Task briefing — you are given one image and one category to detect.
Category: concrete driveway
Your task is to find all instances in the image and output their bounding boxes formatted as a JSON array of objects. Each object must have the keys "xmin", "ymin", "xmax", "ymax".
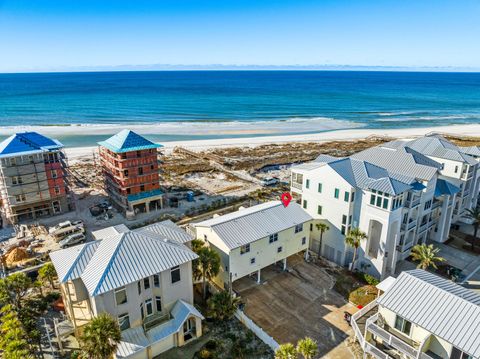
[{"xmin": 233, "ymin": 254, "xmax": 356, "ymax": 359}]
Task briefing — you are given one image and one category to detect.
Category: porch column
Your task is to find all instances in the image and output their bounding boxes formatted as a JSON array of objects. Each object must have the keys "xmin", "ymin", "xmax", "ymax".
[
  {"xmin": 283, "ymin": 258, "xmax": 287, "ymax": 271},
  {"xmin": 257, "ymin": 269, "xmax": 261, "ymax": 284},
  {"xmin": 304, "ymin": 249, "xmax": 309, "ymax": 260},
  {"xmin": 145, "ymin": 201, "xmax": 150, "ymax": 213},
  {"xmin": 195, "ymin": 317, "xmax": 202, "ymax": 337}
]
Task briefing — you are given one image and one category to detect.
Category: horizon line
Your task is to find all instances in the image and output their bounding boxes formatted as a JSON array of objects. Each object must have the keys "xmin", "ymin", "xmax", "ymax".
[{"xmin": 2, "ymin": 64, "xmax": 480, "ymax": 74}]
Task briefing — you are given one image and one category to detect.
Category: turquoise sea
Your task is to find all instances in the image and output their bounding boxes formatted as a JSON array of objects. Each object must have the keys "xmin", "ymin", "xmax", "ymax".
[{"xmin": 0, "ymin": 71, "xmax": 479, "ymax": 146}]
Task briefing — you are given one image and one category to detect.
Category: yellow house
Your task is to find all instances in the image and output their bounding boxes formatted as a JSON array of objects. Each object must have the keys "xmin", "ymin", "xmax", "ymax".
[
  {"xmin": 352, "ymin": 269, "xmax": 480, "ymax": 359},
  {"xmin": 192, "ymin": 201, "xmax": 313, "ymax": 289}
]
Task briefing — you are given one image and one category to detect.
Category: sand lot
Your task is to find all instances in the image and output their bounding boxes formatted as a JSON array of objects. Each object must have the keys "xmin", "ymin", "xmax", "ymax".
[{"xmin": 233, "ymin": 254, "xmax": 357, "ymax": 359}]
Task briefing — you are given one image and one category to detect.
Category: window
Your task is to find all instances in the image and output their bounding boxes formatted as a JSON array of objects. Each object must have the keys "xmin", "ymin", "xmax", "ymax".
[
  {"xmin": 153, "ymin": 274, "xmax": 160, "ymax": 287},
  {"xmin": 54, "ymin": 186, "xmax": 60, "ymax": 195},
  {"xmin": 303, "ymin": 200, "xmax": 307, "ymax": 209},
  {"xmin": 370, "ymin": 194, "xmax": 375, "ymax": 205},
  {"xmin": 118, "ymin": 313, "xmax": 130, "ymax": 331},
  {"xmin": 306, "ymin": 179, "xmax": 310, "ymax": 189},
  {"xmin": 424, "ymin": 200, "xmax": 432, "ymax": 210},
  {"xmin": 295, "ymin": 223, "xmax": 303, "ymax": 233},
  {"xmin": 51, "ymin": 170, "xmax": 58, "ymax": 178},
  {"xmin": 171, "ymin": 266, "xmax": 181, "ymax": 283},
  {"xmin": 151, "ymin": 164, "xmax": 154, "ymax": 170},
  {"xmin": 455, "ymin": 166, "xmax": 459, "ymax": 173},
  {"xmin": 334, "ymin": 188, "xmax": 340, "ymax": 199},
  {"xmin": 250, "ymin": 257, "xmax": 256, "ymax": 264},
  {"xmin": 15, "ymin": 194, "xmax": 26, "ymax": 203},
  {"xmin": 115, "ymin": 287, "xmax": 127, "ymax": 306},
  {"xmin": 126, "ymin": 188, "xmax": 131, "ymax": 194},
  {"xmin": 344, "ymin": 192, "xmax": 350, "ymax": 202},
  {"xmin": 341, "ymin": 226, "xmax": 346, "ymax": 235},
  {"xmin": 138, "ymin": 167, "xmax": 144, "ymax": 175},
  {"xmin": 342, "ymin": 215, "xmax": 347, "ymax": 225},
  {"xmin": 317, "ymin": 205, "xmax": 323, "ymax": 215},
  {"xmin": 137, "ymin": 151, "xmax": 142, "ymax": 158},
  {"xmin": 240, "ymin": 244, "xmax": 250, "ymax": 254},
  {"xmin": 394, "ymin": 315, "xmax": 412, "ymax": 336},
  {"xmin": 12, "ymin": 176, "xmax": 22, "ymax": 185},
  {"xmin": 140, "ymin": 185, "xmax": 145, "ymax": 191},
  {"xmin": 124, "ymin": 169, "xmax": 129, "ymax": 177},
  {"xmin": 145, "ymin": 299, "xmax": 153, "ymax": 316},
  {"xmin": 140, "ymin": 304, "xmax": 145, "ymax": 319},
  {"xmin": 382, "ymin": 198, "xmax": 389, "ymax": 209},
  {"xmin": 144, "ymin": 277, "xmax": 150, "ymax": 290},
  {"xmin": 269, "ymin": 233, "xmax": 278, "ymax": 243},
  {"xmin": 351, "ymin": 191, "xmax": 355, "ymax": 202},
  {"xmin": 155, "ymin": 296, "xmax": 162, "ymax": 312},
  {"xmin": 302, "ymin": 237, "xmax": 306, "ymax": 245},
  {"xmin": 10, "ymin": 157, "xmax": 17, "ymax": 166},
  {"xmin": 277, "ymin": 246, "xmax": 283, "ymax": 253},
  {"xmin": 137, "ymin": 281, "xmax": 142, "ymax": 295},
  {"xmin": 318, "ymin": 183, "xmax": 322, "ymax": 193}
]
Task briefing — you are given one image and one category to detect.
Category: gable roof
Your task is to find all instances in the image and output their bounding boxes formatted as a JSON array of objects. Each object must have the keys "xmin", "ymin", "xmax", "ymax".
[
  {"xmin": 460, "ymin": 146, "xmax": 480, "ymax": 158},
  {"xmin": 193, "ymin": 201, "xmax": 312, "ymax": 250},
  {"xmin": 352, "ymin": 145, "xmax": 440, "ymax": 181},
  {"xmin": 91, "ymin": 224, "xmax": 130, "ymax": 240},
  {"xmin": 377, "ymin": 270, "xmax": 480, "ymax": 359},
  {"xmin": 98, "ymin": 129, "xmax": 163, "ymax": 153},
  {"xmin": 388, "ymin": 135, "xmax": 477, "ymax": 165},
  {"xmin": 0, "ymin": 132, "xmax": 63, "ymax": 158},
  {"xmin": 136, "ymin": 220, "xmax": 193, "ymax": 244},
  {"xmin": 81, "ymin": 231, "xmax": 197, "ymax": 296},
  {"xmin": 50, "ymin": 241, "xmax": 100, "ymax": 283}
]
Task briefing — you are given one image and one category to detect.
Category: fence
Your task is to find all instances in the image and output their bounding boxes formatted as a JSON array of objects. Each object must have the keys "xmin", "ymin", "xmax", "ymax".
[{"xmin": 234, "ymin": 309, "xmax": 279, "ymax": 351}]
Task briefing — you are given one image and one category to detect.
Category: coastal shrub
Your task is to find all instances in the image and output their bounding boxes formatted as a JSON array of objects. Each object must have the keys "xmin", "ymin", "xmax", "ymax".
[
  {"xmin": 355, "ymin": 271, "xmax": 380, "ymax": 285},
  {"xmin": 198, "ymin": 349, "xmax": 213, "ymax": 359},
  {"xmin": 205, "ymin": 339, "xmax": 218, "ymax": 350}
]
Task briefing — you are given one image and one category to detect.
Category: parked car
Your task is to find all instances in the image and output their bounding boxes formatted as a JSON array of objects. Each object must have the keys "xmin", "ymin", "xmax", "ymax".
[
  {"xmin": 261, "ymin": 177, "xmax": 280, "ymax": 186},
  {"xmin": 59, "ymin": 233, "xmax": 86, "ymax": 249}
]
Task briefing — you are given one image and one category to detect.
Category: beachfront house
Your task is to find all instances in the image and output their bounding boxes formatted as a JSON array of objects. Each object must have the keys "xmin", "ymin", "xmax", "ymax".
[
  {"xmin": 352, "ymin": 269, "xmax": 480, "ymax": 359},
  {"xmin": 192, "ymin": 201, "xmax": 313, "ymax": 289},
  {"xmin": 49, "ymin": 220, "xmax": 203, "ymax": 358},
  {"xmin": 291, "ymin": 135, "xmax": 479, "ymax": 278},
  {"xmin": 98, "ymin": 130, "xmax": 164, "ymax": 218},
  {"xmin": 0, "ymin": 132, "xmax": 73, "ymax": 224}
]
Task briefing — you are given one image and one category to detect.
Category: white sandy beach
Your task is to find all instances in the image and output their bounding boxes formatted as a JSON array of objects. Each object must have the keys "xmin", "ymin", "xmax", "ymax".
[{"xmin": 64, "ymin": 123, "xmax": 480, "ymax": 163}]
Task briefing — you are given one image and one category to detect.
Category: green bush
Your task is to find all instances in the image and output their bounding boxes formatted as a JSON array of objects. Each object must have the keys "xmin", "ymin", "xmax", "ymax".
[
  {"xmin": 355, "ymin": 271, "xmax": 380, "ymax": 285},
  {"xmin": 198, "ymin": 349, "xmax": 213, "ymax": 359},
  {"xmin": 45, "ymin": 291, "xmax": 61, "ymax": 303},
  {"xmin": 205, "ymin": 339, "xmax": 218, "ymax": 350}
]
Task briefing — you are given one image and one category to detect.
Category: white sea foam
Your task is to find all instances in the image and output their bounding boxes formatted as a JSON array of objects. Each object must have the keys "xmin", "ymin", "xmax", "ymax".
[{"xmin": 0, "ymin": 117, "xmax": 362, "ymax": 137}]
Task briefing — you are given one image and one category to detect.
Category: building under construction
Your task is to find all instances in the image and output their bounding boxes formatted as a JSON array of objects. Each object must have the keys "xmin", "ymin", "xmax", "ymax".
[
  {"xmin": 98, "ymin": 130, "xmax": 164, "ymax": 217},
  {"xmin": 0, "ymin": 132, "xmax": 73, "ymax": 224}
]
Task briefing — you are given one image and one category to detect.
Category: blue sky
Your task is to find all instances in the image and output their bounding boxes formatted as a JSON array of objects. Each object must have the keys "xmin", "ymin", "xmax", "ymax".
[{"xmin": 1, "ymin": 0, "xmax": 480, "ymax": 72}]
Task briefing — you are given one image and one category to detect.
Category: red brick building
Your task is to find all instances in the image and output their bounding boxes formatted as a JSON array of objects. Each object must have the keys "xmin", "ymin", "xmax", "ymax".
[{"xmin": 98, "ymin": 130, "xmax": 163, "ymax": 217}]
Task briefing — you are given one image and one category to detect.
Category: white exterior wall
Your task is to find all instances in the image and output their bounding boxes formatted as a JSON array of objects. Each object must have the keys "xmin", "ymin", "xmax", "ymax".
[
  {"xmin": 292, "ymin": 165, "xmax": 355, "ymax": 266},
  {"xmin": 91, "ymin": 261, "xmax": 193, "ymax": 328}
]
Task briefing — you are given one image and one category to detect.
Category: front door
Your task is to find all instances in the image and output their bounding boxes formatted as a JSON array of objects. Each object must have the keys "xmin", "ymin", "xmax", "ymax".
[{"xmin": 183, "ymin": 318, "xmax": 195, "ymax": 341}]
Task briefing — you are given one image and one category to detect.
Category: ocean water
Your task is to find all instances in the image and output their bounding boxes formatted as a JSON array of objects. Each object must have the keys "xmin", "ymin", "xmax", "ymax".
[{"xmin": 0, "ymin": 71, "xmax": 479, "ymax": 146}]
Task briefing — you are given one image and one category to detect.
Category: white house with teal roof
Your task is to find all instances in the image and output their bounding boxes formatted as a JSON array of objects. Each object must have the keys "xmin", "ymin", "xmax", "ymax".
[{"xmin": 98, "ymin": 130, "xmax": 164, "ymax": 217}]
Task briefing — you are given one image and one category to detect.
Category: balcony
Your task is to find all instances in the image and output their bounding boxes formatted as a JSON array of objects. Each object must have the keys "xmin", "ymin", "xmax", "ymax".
[
  {"xmin": 418, "ymin": 222, "xmax": 428, "ymax": 233},
  {"xmin": 352, "ymin": 305, "xmax": 420, "ymax": 359},
  {"xmin": 291, "ymin": 182, "xmax": 303, "ymax": 190},
  {"xmin": 401, "ymin": 219, "xmax": 417, "ymax": 232},
  {"xmin": 143, "ymin": 311, "xmax": 171, "ymax": 331},
  {"xmin": 405, "ymin": 198, "xmax": 421, "ymax": 209}
]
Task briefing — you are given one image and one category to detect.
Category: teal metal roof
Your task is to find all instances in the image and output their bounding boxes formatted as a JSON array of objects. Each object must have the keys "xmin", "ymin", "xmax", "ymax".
[
  {"xmin": 98, "ymin": 129, "xmax": 163, "ymax": 153},
  {"xmin": 0, "ymin": 132, "xmax": 63, "ymax": 158},
  {"xmin": 127, "ymin": 188, "xmax": 163, "ymax": 202}
]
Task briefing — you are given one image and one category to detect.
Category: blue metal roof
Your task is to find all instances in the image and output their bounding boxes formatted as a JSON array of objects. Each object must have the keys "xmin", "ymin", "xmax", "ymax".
[
  {"xmin": 0, "ymin": 132, "xmax": 63, "ymax": 158},
  {"xmin": 98, "ymin": 129, "xmax": 163, "ymax": 153},
  {"xmin": 435, "ymin": 178, "xmax": 461, "ymax": 197}
]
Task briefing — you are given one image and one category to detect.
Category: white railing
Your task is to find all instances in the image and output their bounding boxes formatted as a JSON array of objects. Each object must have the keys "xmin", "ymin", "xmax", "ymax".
[
  {"xmin": 235, "ymin": 309, "xmax": 279, "ymax": 351},
  {"xmin": 291, "ymin": 182, "xmax": 303, "ymax": 190},
  {"xmin": 351, "ymin": 300, "xmax": 378, "ymax": 347}
]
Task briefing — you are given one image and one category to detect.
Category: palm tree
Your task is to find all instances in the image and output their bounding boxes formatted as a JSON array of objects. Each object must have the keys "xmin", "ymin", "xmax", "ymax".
[
  {"xmin": 296, "ymin": 337, "xmax": 318, "ymax": 359},
  {"xmin": 345, "ymin": 227, "xmax": 367, "ymax": 271},
  {"xmin": 411, "ymin": 244, "xmax": 446, "ymax": 270},
  {"xmin": 275, "ymin": 343, "xmax": 297, "ymax": 359},
  {"xmin": 0, "ymin": 305, "xmax": 33, "ymax": 359},
  {"xmin": 207, "ymin": 290, "xmax": 241, "ymax": 321},
  {"xmin": 80, "ymin": 313, "xmax": 121, "ymax": 359},
  {"xmin": 315, "ymin": 223, "xmax": 330, "ymax": 256},
  {"xmin": 38, "ymin": 262, "xmax": 57, "ymax": 289},
  {"xmin": 464, "ymin": 206, "xmax": 480, "ymax": 250},
  {"xmin": 197, "ymin": 247, "xmax": 221, "ymax": 301},
  {"xmin": 0, "ymin": 273, "xmax": 33, "ymax": 310}
]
